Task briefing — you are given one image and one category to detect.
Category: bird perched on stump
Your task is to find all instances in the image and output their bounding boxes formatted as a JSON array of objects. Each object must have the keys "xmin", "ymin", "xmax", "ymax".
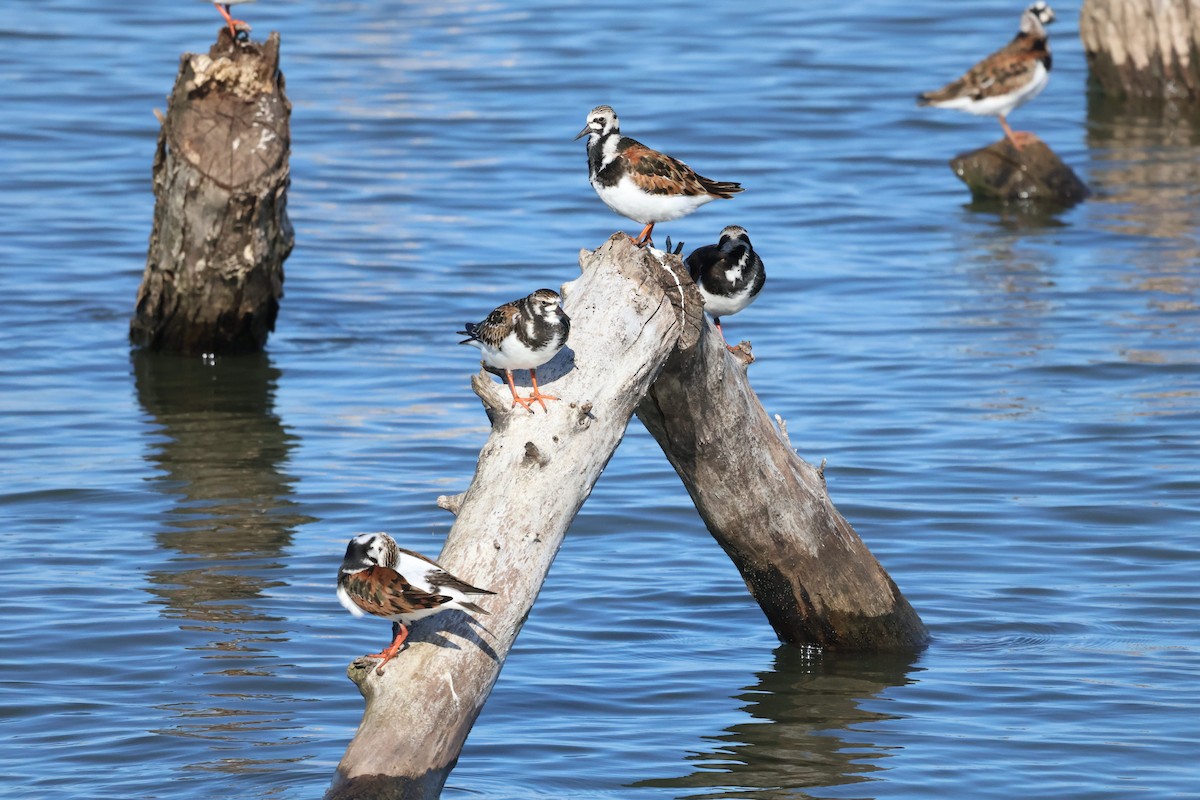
[
  {"xmin": 576, "ymin": 105, "xmax": 743, "ymax": 247},
  {"xmin": 459, "ymin": 289, "xmax": 570, "ymax": 414},
  {"xmin": 917, "ymin": 2, "xmax": 1056, "ymax": 149},
  {"xmin": 336, "ymin": 532, "xmax": 495, "ymax": 675},
  {"xmin": 685, "ymin": 225, "xmax": 765, "ymax": 349},
  {"xmin": 204, "ymin": 1, "xmax": 256, "ymax": 39}
]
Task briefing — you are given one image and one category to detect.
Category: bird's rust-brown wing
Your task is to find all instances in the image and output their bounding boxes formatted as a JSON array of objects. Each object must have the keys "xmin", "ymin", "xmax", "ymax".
[
  {"xmin": 463, "ymin": 302, "xmax": 520, "ymax": 349},
  {"xmin": 622, "ymin": 142, "xmax": 743, "ymax": 199},
  {"xmin": 342, "ymin": 565, "xmax": 451, "ymax": 618},
  {"xmin": 920, "ymin": 33, "xmax": 1048, "ymax": 103}
]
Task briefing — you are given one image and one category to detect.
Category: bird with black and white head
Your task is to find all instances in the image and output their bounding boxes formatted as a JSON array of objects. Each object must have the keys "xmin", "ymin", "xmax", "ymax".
[
  {"xmin": 917, "ymin": 2, "xmax": 1056, "ymax": 149},
  {"xmin": 576, "ymin": 105, "xmax": 743, "ymax": 247},
  {"xmin": 336, "ymin": 532, "xmax": 495, "ymax": 675},
  {"xmin": 685, "ymin": 225, "xmax": 765, "ymax": 350}
]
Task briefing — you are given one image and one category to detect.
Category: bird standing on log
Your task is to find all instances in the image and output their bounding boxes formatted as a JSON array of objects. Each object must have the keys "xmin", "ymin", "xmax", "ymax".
[
  {"xmin": 685, "ymin": 225, "xmax": 765, "ymax": 350},
  {"xmin": 204, "ymin": 0, "xmax": 256, "ymax": 38},
  {"xmin": 576, "ymin": 105, "xmax": 743, "ymax": 247},
  {"xmin": 337, "ymin": 533, "xmax": 495, "ymax": 676},
  {"xmin": 917, "ymin": 2, "xmax": 1056, "ymax": 149},
  {"xmin": 459, "ymin": 289, "xmax": 570, "ymax": 413}
]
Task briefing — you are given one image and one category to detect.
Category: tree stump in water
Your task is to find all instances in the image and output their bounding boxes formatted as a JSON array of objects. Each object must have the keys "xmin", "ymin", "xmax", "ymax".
[
  {"xmin": 1081, "ymin": 0, "xmax": 1200, "ymax": 99},
  {"xmin": 326, "ymin": 235, "xmax": 928, "ymax": 800},
  {"xmin": 131, "ymin": 29, "xmax": 293, "ymax": 355},
  {"xmin": 949, "ymin": 136, "xmax": 1089, "ymax": 207}
]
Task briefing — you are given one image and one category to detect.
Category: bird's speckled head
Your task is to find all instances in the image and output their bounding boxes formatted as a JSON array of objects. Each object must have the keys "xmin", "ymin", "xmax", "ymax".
[
  {"xmin": 1022, "ymin": 2, "xmax": 1055, "ymax": 35},
  {"xmin": 576, "ymin": 105, "xmax": 619, "ymax": 141},
  {"xmin": 527, "ymin": 288, "xmax": 563, "ymax": 317},
  {"xmin": 339, "ymin": 532, "xmax": 399, "ymax": 574}
]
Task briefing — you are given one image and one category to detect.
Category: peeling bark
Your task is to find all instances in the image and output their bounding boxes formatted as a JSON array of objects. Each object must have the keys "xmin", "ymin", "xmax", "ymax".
[{"xmin": 131, "ymin": 29, "xmax": 293, "ymax": 355}]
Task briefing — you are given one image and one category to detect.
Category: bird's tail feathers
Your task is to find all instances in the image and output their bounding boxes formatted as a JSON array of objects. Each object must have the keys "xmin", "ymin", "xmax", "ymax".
[{"xmin": 458, "ymin": 600, "xmax": 491, "ymax": 616}]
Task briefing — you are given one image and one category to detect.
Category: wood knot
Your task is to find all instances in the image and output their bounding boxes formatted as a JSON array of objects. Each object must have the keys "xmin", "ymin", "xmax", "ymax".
[
  {"xmin": 522, "ymin": 441, "xmax": 549, "ymax": 468},
  {"xmin": 729, "ymin": 341, "xmax": 755, "ymax": 365},
  {"xmin": 573, "ymin": 401, "xmax": 594, "ymax": 428}
]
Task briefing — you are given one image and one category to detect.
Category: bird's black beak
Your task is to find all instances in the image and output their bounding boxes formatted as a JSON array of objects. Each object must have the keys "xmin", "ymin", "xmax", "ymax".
[{"xmin": 574, "ymin": 125, "xmax": 592, "ymax": 141}]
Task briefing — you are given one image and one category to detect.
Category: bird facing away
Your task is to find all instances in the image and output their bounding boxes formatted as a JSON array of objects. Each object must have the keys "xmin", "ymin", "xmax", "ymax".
[
  {"xmin": 917, "ymin": 2, "xmax": 1056, "ymax": 149},
  {"xmin": 336, "ymin": 532, "xmax": 495, "ymax": 675},
  {"xmin": 204, "ymin": 1, "xmax": 256, "ymax": 38},
  {"xmin": 576, "ymin": 105, "xmax": 743, "ymax": 247},
  {"xmin": 459, "ymin": 288, "xmax": 570, "ymax": 414},
  {"xmin": 685, "ymin": 225, "xmax": 765, "ymax": 349}
]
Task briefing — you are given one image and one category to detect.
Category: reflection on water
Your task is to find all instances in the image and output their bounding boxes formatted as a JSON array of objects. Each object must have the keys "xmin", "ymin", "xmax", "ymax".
[
  {"xmin": 1086, "ymin": 94, "xmax": 1200, "ymax": 244},
  {"xmin": 637, "ymin": 648, "xmax": 919, "ymax": 800},
  {"xmin": 133, "ymin": 350, "xmax": 317, "ymax": 773},
  {"xmin": 1085, "ymin": 95, "xmax": 1200, "ymax": 372}
]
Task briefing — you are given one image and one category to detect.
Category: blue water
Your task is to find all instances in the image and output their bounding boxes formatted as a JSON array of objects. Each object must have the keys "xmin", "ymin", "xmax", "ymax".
[{"xmin": 1, "ymin": 1, "xmax": 1198, "ymax": 797}]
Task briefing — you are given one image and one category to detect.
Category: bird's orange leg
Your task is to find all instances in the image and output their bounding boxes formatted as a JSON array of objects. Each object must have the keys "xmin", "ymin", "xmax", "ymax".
[
  {"xmin": 525, "ymin": 368, "xmax": 560, "ymax": 412},
  {"xmin": 999, "ymin": 116, "xmax": 1035, "ymax": 150},
  {"xmin": 504, "ymin": 370, "xmax": 536, "ymax": 414},
  {"xmin": 368, "ymin": 623, "xmax": 409, "ymax": 676},
  {"xmin": 631, "ymin": 222, "xmax": 655, "ymax": 247},
  {"xmin": 713, "ymin": 318, "xmax": 738, "ymax": 351},
  {"xmin": 214, "ymin": 3, "xmax": 251, "ymax": 38}
]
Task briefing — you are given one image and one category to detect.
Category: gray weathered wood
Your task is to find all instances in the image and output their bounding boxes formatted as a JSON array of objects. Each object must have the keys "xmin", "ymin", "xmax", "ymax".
[
  {"xmin": 131, "ymin": 29, "xmax": 293, "ymax": 355},
  {"xmin": 327, "ymin": 234, "xmax": 927, "ymax": 799},
  {"xmin": 636, "ymin": 303, "xmax": 929, "ymax": 650},
  {"xmin": 325, "ymin": 235, "xmax": 689, "ymax": 799},
  {"xmin": 1081, "ymin": 0, "xmax": 1200, "ymax": 99},
  {"xmin": 948, "ymin": 136, "xmax": 1089, "ymax": 206}
]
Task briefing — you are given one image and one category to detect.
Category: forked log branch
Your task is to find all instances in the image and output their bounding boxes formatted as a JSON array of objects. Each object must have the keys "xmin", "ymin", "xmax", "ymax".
[{"xmin": 327, "ymin": 234, "xmax": 927, "ymax": 799}]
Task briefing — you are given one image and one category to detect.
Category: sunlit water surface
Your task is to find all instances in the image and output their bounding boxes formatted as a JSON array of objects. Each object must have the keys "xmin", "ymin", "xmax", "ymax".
[{"xmin": 0, "ymin": 1, "xmax": 1197, "ymax": 798}]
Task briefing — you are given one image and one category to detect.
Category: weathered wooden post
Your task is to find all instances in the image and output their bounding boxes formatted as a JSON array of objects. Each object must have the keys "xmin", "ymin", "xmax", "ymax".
[
  {"xmin": 1081, "ymin": 0, "xmax": 1200, "ymax": 98},
  {"xmin": 131, "ymin": 29, "xmax": 293, "ymax": 355},
  {"xmin": 325, "ymin": 235, "xmax": 927, "ymax": 799}
]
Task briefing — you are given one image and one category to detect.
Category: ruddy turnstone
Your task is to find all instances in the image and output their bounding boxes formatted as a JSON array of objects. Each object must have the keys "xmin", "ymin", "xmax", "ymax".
[
  {"xmin": 204, "ymin": 0, "xmax": 256, "ymax": 38},
  {"xmin": 337, "ymin": 532, "xmax": 495, "ymax": 675},
  {"xmin": 575, "ymin": 105, "xmax": 743, "ymax": 247},
  {"xmin": 685, "ymin": 225, "xmax": 765, "ymax": 349},
  {"xmin": 917, "ymin": 2, "xmax": 1056, "ymax": 149},
  {"xmin": 459, "ymin": 288, "xmax": 570, "ymax": 413}
]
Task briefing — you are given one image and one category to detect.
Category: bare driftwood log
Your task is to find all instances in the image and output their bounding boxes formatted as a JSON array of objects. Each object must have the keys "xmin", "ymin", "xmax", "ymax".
[
  {"xmin": 326, "ymin": 235, "xmax": 689, "ymax": 799},
  {"xmin": 1081, "ymin": 0, "xmax": 1200, "ymax": 99},
  {"xmin": 949, "ymin": 136, "xmax": 1089, "ymax": 206},
  {"xmin": 328, "ymin": 234, "xmax": 927, "ymax": 798},
  {"xmin": 636, "ymin": 313, "xmax": 929, "ymax": 650},
  {"xmin": 131, "ymin": 29, "xmax": 293, "ymax": 355}
]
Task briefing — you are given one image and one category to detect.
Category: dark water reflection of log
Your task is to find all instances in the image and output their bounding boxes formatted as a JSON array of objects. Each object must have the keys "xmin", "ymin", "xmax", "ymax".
[
  {"xmin": 1085, "ymin": 96, "xmax": 1200, "ymax": 367},
  {"xmin": 1086, "ymin": 96, "xmax": 1200, "ymax": 247},
  {"xmin": 635, "ymin": 648, "xmax": 920, "ymax": 799},
  {"xmin": 133, "ymin": 350, "xmax": 314, "ymax": 669}
]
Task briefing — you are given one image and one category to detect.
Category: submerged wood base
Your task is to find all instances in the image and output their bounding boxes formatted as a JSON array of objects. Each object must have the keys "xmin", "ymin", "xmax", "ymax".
[{"xmin": 949, "ymin": 136, "xmax": 1089, "ymax": 207}]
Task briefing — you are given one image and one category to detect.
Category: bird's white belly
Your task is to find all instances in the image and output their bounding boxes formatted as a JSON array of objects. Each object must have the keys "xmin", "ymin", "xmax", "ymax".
[
  {"xmin": 939, "ymin": 61, "xmax": 1049, "ymax": 118},
  {"xmin": 467, "ymin": 331, "xmax": 557, "ymax": 371},
  {"xmin": 699, "ymin": 283, "xmax": 757, "ymax": 318},
  {"xmin": 594, "ymin": 176, "xmax": 715, "ymax": 224}
]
